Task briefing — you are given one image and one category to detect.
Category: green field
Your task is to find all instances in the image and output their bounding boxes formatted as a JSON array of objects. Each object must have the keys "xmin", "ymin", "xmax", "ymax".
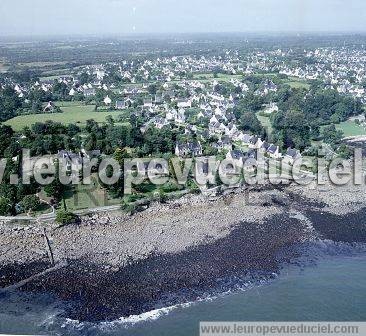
[
  {"xmin": 284, "ymin": 80, "xmax": 310, "ymax": 89},
  {"xmin": 256, "ymin": 112, "xmax": 273, "ymax": 135},
  {"xmin": 193, "ymin": 73, "xmax": 243, "ymax": 83},
  {"xmin": 335, "ymin": 120, "xmax": 366, "ymax": 137},
  {"xmin": 63, "ymin": 175, "xmax": 120, "ymax": 211},
  {"xmin": 4, "ymin": 102, "xmax": 129, "ymax": 131},
  {"xmin": 40, "ymin": 74, "xmax": 70, "ymax": 81}
]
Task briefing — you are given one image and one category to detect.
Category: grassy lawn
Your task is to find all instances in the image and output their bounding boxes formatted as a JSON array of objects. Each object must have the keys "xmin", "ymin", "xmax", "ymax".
[
  {"xmin": 4, "ymin": 103, "xmax": 129, "ymax": 131},
  {"xmin": 192, "ymin": 73, "xmax": 242, "ymax": 83},
  {"xmin": 40, "ymin": 74, "xmax": 70, "ymax": 81},
  {"xmin": 233, "ymin": 141, "xmax": 249, "ymax": 151},
  {"xmin": 335, "ymin": 120, "xmax": 366, "ymax": 137},
  {"xmin": 63, "ymin": 175, "xmax": 121, "ymax": 211},
  {"xmin": 256, "ymin": 112, "xmax": 273, "ymax": 135},
  {"xmin": 250, "ymin": 73, "xmax": 278, "ymax": 78},
  {"xmin": 284, "ymin": 80, "xmax": 310, "ymax": 89}
]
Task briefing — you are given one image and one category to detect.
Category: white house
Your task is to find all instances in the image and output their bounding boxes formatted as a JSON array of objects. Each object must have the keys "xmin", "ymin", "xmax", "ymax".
[
  {"xmin": 177, "ymin": 99, "xmax": 192, "ymax": 108},
  {"xmin": 104, "ymin": 95, "xmax": 112, "ymax": 106}
]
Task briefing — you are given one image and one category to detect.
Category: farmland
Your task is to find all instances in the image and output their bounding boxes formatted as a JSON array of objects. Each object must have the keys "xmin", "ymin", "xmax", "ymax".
[{"xmin": 4, "ymin": 102, "xmax": 129, "ymax": 131}]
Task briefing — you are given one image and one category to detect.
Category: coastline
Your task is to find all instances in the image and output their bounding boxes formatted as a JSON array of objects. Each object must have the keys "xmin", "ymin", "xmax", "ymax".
[{"xmin": 1, "ymin": 181, "xmax": 366, "ymax": 322}]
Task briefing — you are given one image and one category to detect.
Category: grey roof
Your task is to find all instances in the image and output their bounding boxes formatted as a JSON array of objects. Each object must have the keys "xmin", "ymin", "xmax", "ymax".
[
  {"xmin": 247, "ymin": 149, "xmax": 257, "ymax": 159},
  {"xmin": 286, "ymin": 148, "xmax": 300, "ymax": 158},
  {"xmin": 267, "ymin": 144, "xmax": 278, "ymax": 154},
  {"xmin": 230, "ymin": 150, "xmax": 245, "ymax": 160},
  {"xmin": 115, "ymin": 100, "xmax": 125, "ymax": 107},
  {"xmin": 176, "ymin": 141, "xmax": 202, "ymax": 152},
  {"xmin": 261, "ymin": 142, "xmax": 270, "ymax": 151},
  {"xmin": 249, "ymin": 136, "xmax": 259, "ymax": 145},
  {"xmin": 242, "ymin": 134, "xmax": 252, "ymax": 143}
]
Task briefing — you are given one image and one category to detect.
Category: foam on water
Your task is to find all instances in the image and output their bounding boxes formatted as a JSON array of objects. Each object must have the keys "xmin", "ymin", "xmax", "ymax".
[{"xmin": 2, "ymin": 240, "xmax": 366, "ymax": 336}]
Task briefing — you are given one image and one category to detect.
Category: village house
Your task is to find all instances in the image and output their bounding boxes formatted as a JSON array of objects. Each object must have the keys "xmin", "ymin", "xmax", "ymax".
[
  {"xmin": 57, "ymin": 150, "xmax": 83, "ymax": 173},
  {"xmin": 213, "ymin": 137, "xmax": 232, "ymax": 152},
  {"xmin": 115, "ymin": 100, "xmax": 127, "ymax": 110},
  {"xmin": 263, "ymin": 102, "xmax": 279, "ymax": 115},
  {"xmin": 83, "ymin": 88, "xmax": 96, "ymax": 97},
  {"xmin": 104, "ymin": 95, "xmax": 112, "ymax": 106},
  {"xmin": 177, "ymin": 98, "xmax": 192, "ymax": 108},
  {"xmin": 69, "ymin": 88, "xmax": 76, "ymax": 96},
  {"xmin": 226, "ymin": 150, "xmax": 246, "ymax": 168},
  {"xmin": 249, "ymin": 136, "xmax": 263, "ymax": 149},
  {"xmin": 43, "ymin": 101, "xmax": 56, "ymax": 112},
  {"xmin": 284, "ymin": 148, "xmax": 302, "ymax": 165},
  {"xmin": 241, "ymin": 134, "xmax": 252, "ymax": 145},
  {"xmin": 143, "ymin": 98, "xmax": 153, "ymax": 108},
  {"xmin": 267, "ymin": 144, "xmax": 281, "ymax": 159},
  {"xmin": 175, "ymin": 141, "xmax": 203, "ymax": 157}
]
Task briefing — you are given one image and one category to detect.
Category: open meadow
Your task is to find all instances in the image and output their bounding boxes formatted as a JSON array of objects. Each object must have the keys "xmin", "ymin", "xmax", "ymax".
[
  {"xmin": 336, "ymin": 120, "xmax": 366, "ymax": 137},
  {"xmin": 4, "ymin": 102, "xmax": 129, "ymax": 131}
]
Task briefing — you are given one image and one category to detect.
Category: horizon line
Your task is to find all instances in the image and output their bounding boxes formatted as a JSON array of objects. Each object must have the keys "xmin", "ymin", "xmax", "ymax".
[{"xmin": 1, "ymin": 31, "xmax": 366, "ymax": 40}]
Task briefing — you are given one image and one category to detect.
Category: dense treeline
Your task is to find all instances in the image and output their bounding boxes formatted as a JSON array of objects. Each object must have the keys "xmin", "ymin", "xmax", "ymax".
[
  {"xmin": 0, "ymin": 87, "xmax": 22, "ymax": 121},
  {"xmin": 271, "ymin": 87, "xmax": 364, "ymax": 150},
  {"xmin": 83, "ymin": 117, "xmax": 178, "ymax": 157},
  {"xmin": 276, "ymin": 87, "xmax": 363, "ymax": 124}
]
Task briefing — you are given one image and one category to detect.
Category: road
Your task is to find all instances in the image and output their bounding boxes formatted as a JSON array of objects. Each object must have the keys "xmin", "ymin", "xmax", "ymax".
[{"xmin": 0, "ymin": 204, "xmax": 121, "ymax": 222}]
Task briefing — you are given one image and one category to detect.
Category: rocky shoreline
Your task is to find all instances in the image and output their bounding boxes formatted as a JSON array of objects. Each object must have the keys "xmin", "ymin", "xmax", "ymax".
[{"xmin": 1, "ymin": 181, "xmax": 366, "ymax": 321}]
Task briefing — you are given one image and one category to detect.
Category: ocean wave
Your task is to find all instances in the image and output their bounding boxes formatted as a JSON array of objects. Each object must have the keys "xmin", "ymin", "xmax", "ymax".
[
  {"xmin": 45, "ymin": 301, "xmax": 196, "ymax": 334},
  {"xmin": 99, "ymin": 302, "xmax": 193, "ymax": 330},
  {"xmin": 17, "ymin": 240, "xmax": 366, "ymax": 335},
  {"xmin": 57, "ymin": 275, "xmax": 278, "ymax": 334}
]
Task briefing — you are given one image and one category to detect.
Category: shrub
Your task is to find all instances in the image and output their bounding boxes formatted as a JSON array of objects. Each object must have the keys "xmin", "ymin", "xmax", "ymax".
[
  {"xmin": 187, "ymin": 179, "xmax": 200, "ymax": 194},
  {"xmin": 20, "ymin": 195, "xmax": 40, "ymax": 212},
  {"xmin": 124, "ymin": 193, "xmax": 145, "ymax": 203},
  {"xmin": 121, "ymin": 201, "xmax": 137, "ymax": 215},
  {"xmin": 156, "ymin": 189, "xmax": 168, "ymax": 203},
  {"xmin": 55, "ymin": 210, "xmax": 79, "ymax": 225},
  {"xmin": 161, "ymin": 181, "xmax": 182, "ymax": 193},
  {"xmin": 0, "ymin": 197, "xmax": 11, "ymax": 216}
]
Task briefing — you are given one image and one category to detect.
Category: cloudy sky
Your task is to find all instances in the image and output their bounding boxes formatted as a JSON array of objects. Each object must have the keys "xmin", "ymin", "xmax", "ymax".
[{"xmin": 0, "ymin": 0, "xmax": 365, "ymax": 36}]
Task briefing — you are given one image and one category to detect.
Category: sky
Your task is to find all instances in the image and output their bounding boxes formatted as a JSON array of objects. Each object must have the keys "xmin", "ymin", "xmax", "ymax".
[{"xmin": 0, "ymin": 0, "xmax": 365, "ymax": 36}]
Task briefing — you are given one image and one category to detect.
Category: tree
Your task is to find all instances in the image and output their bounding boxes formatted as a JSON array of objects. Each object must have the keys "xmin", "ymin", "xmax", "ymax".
[
  {"xmin": 0, "ymin": 197, "xmax": 11, "ymax": 216},
  {"xmin": 156, "ymin": 189, "xmax": 168, "ymax": 203},
  {"xmin": 238, "ymin": 112, "xmax": 263, "ymax": 135},
  {"xmin": 148, "ymin": 84, "xmax": 158, "ymax": 95},
  {"xmin": 234, "ymin": 94, "xmax": 264, "ymax": 113},
  {"xmin": 106, "ymin": 115, "xmax": 115, "ymax": 125},
  {"xmin": 0, "ymin": 86, "xmax": 22, "ymax": 121},
  {"xmin": 0, "ymin": 125, "xmax": 14, "ymax": 157},
  {"xmin": 322, "ymin": 125, "xmax": 343, "ymax": 146},
  {"xmin": 272, "ymin": 110, "xmax": 311, "ymax": 151},
  {"xmin": 337, "ymin": 144, "xmax": 352, "ymax": 159},
  {"xmin": 52, "ymin": 81, "xmax": 68, "ymax": 99},
  {"xmin": 20, "ymin": 195, "xmax": 40, "ymax": 212},
  {"xmin": 43, "ymin": 163, "xmax": 64, "ymax": 202}
]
